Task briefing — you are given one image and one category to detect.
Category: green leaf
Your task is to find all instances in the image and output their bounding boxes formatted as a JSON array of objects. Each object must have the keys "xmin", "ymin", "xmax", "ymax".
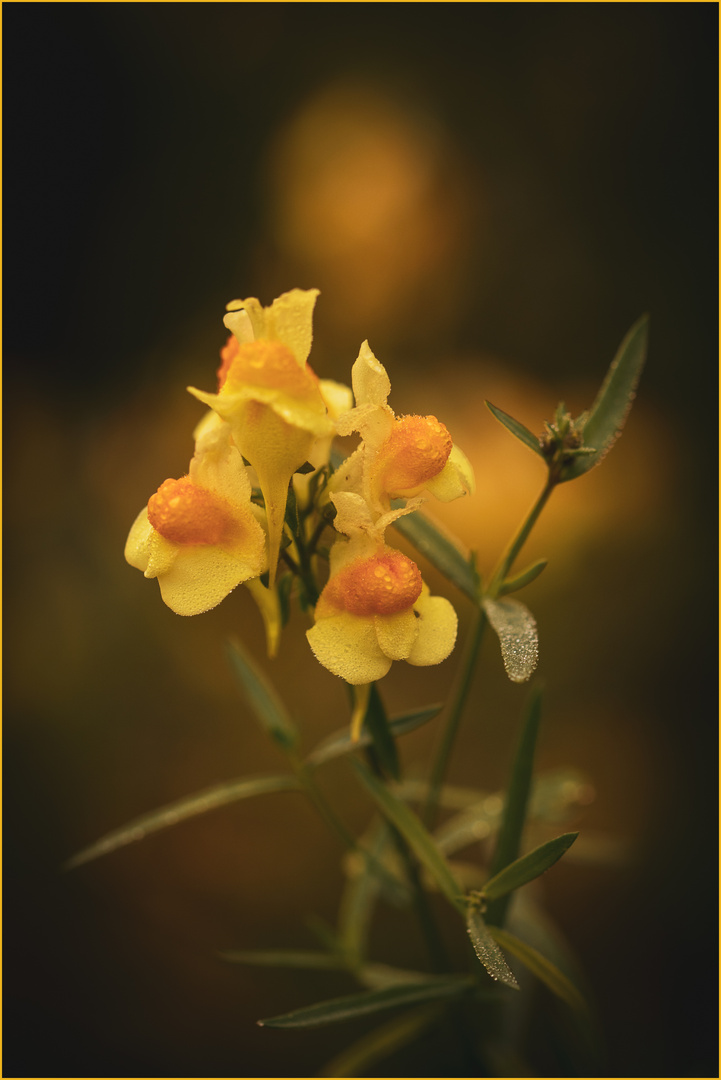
[
  {"xmin": 485, "ymin": 685, "xmax": 542, "ymax": 926},
  {"xmin": 363, "ymin": 683, "xmax": 400, "ymax": 780},
  {"xmin": 306, "ymin": 705, "xmax": 443, "ymax": 768},
  {"xmin": 317, "ymin": 1003, "xmax": 446, "ymax": 1077},
  {"xmin": 350, "ymin": 759, "xmax": 464, "ymax": 913},
  {"xmin": 64, "ymin": 773, "xmax": 300, "ymax": 870},
  {"xmin": 489, "ymin": 926, "xmax": 589, "ymax": 1015},
  {"xmin": 482, "ymin": 833, "xmax": 578, "ymax": 901},
  {"xmin": 390, "ymin": 508, "xmax": 480, "ymax": 602},
  {"xmin": 357, "ymin": 962, "xmax": 443, "ymax": 990},
  {"xmin": 225, "ymin": 636, "xmax": 299, "ymax": 750},
  {"xmin": 498, "ymin": 558, "xmax": 548, "ymax": 597},
  {"xmin": 485, "ymin": 401, "xmax": 545, "ymax": 458},
  {"xmin": 258, "ymin": 975, "xmax": 473, "ymax": 1028},
  {"xmin": 466, "ymin": 905, "xmax": 519, "ymax": 989},
  {"xmin": 220, "ymin": 948, "xmax": 343, "ymax": 970},
  {"xmin": 561, "ymin": 315, "xmax": 648, "ymax": 482},
  {"xmin": 483, "ymin": 597, "xmax": 539, "ymax": 683}
]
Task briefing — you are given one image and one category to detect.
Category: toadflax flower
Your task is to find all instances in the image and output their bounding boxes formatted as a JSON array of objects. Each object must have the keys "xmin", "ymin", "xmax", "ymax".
[
  {"xmin": 330, "ymin": 341, "xmax": 475, "ymax": 516},
  {"xmin": 306, "ymin": 537, "xmax": 458, "ymax": 691},
  {"xmin": 188, "ymin": 288, "xmax": 334, "ymax": 584},
  {"xmin": 124, "ymin": 425, "xmax": 267, "ymax": 616}
]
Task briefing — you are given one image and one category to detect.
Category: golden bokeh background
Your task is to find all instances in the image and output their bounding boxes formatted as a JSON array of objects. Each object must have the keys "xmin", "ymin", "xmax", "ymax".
[{"xmin": 5, "ymin": 5, "xmax": 716, "ymax": 1077}]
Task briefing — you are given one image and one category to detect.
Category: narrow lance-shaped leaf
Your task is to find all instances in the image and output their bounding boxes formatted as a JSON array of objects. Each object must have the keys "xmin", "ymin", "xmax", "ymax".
[
  {"xmin": 258, "ymin": 975, "xmax": 473, "ymax": 1028},
  {"xmin": 362, "ymin": 683, "xmax": 400, "ymax": 780},
  {"xmin": 483, "ymin": 596, "xmax": 539, "ymax": 683},
  {"xmin": 489, "ymin": 926, "xmax": 589, "ymax": 1016},
  {"xmin": 64, "ymin": 773, "xmax": 300, "ymax": 870},
  {"xmin": 466, "ymin": 904, "xmax": 519, "ymax": 989},
  {"xmin": 306, "ymin": 704, "xmax": 443, "ymax": 768},
  {"xmin": 561, "ymin": 314, "xmax": 648, "ymax": 482},
  {"xmin": 318, "ymin": 1003, "xmax": 446, "ymax": 1078},
  {"xmin": 482, "ymin": 832, "xmax": 579, "ymax": 901},
  {"xmin": 225, "ymin": 635, "xmax": 299, "ymax": 750},
  {"xmin": 498, "ymin": 558, "xmax": 548, "ymax": 597},
  {"xmin": 485, "ymin": 401, "xmax": 546, "ymax": 458},
  {"xmin": 350, "ymin": 759, "xmax": 464, "ymax": 913},
  {"xmin": 485, "ymin": 685, "xmax": 542, "ymax": 926}
]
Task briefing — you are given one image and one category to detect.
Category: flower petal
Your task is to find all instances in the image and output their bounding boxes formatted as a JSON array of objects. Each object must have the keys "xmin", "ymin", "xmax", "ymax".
[
  {"xmin": 223, "ymin": 288, "xmax": 319, "ymax": 367},
  {"xmin": 407, "ymin": 591, "xmax": 458, "ymax": 667},
  {"xmin": 157, "ymin": 544, "xmax": 262, "ymax": 616},
  {"xmin": 124, "ymin": 507, "xmax": 154, "ymax": 572},
  {"xmin": 352, "ymin": 340, "xmax": 391, "ymax": 408},
  {"xmin": 307, "ymin": 612, "xmax": 392, "ymax": 685},
  {"xmin": 374, "ymin": 608, "xmax": 419, "ymax": 661},
  {"xmin": 424, "ymin": 444, "xmax": 476, "ymax": 502}
]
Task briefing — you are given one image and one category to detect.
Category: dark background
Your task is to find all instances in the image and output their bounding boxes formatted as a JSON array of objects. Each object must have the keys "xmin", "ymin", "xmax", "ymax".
[{"xmin": 4, "ymin": 4, "xmax": 718, "ymax": 1078}]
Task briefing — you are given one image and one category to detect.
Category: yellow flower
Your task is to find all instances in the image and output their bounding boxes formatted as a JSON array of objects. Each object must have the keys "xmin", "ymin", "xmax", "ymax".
[
  {"xmin": 306, "ymin": 538, "xmax": 457, "ymax": 687},
  {"xmin": 188, "ymin": 289, "xmax": 334, "ymax": 584},
  {"xmin": 332, "ymin": 341, "xmax": 474, "ymax": 514},
  {"xmin": 124, "ymin": 429, "xmax": 266, "ymax": 616}
]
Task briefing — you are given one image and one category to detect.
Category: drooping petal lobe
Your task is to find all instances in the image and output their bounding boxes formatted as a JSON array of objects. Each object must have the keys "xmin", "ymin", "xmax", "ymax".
[
  {"xmin": 307, "ymin": 611, "xmax": 393, "ymax": 685},
  {"xmin": 407, "ymin": 591, "xmax": 458, "ymax": 667}
]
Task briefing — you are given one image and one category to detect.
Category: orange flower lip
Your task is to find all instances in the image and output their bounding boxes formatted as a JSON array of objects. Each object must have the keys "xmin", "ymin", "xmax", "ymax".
[
  {"xmin": 223, "ymin": 339, "xmax": 321, "ymax": 401},
  {"xmin": 319, "ymin": 550, "xmax": 422, "ymax": 617},
  {"xmin": 148, "ymin": 477, "xmax": 239, "ymax": 546},
  {"xmin": 376, "ymin": 414, "xmax": 452, "ymax": 492}
]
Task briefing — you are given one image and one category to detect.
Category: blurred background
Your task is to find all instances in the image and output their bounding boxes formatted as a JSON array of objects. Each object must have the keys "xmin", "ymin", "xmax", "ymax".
[{"xmin": 4, "ymin": 4, "xmax": 717, "ymax": 1077}]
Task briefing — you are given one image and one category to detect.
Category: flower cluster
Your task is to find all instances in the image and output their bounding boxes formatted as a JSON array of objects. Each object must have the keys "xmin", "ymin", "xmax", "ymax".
[{"xmin": 126, "ymin": 289, "xmax": 474, "ymax": 690}]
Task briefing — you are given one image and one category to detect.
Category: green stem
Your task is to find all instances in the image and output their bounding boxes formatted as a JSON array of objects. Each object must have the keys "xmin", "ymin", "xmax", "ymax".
[
  {"xmin": 422, "ymin": 605, "xmax": 487, "ymax": 829},
  {"xmin": 422, "ymin": 473, "xmax": 557, "ymax": 829},
  {"xmin": 486, "ymin": 473, "xmax": 556, "ymax": 599},
  {"xmin": 288, "ymin": 756, "xmax": 408, "ymax": 902}
]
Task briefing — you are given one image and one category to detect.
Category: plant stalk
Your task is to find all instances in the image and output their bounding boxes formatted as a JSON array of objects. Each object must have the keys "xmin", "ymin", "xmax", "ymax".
[{"xmin": 423, "ymin": 473, "xmax": 557, "ymax": 829}]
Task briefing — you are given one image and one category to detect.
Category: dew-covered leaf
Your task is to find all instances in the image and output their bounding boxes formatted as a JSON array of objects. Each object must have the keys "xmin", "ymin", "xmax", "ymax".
[
  {"xmin": 485, "ymin": 401, "xmax": 545, "ymax": 458},
  {"xmin": 561, "ymin": 315, "xmax": 648, "ymax": 482},
  {"xmin": 466, "ymin": 906, "xmax": 519, "ymax": 989},
  {"xmin": 64, "ymin": 773, "xmax": 300, "ymax": 870},
  {"xmin": 258, "ymin": 975, "xmax": 473, "ymax": 1028},
  {"xmin": 226, "ymin": 635, "xmax": 299, "ymax": 750},
  {"xmin": 350, "ymin": 760, "xmax": 464, "ymax": 913},
  {"xmin": 483, "ymin": 597, "xmax": 539, "ymax": 683},
  {"xmin": 489, "ymin": 926, "xmax": 589, "ymax": 1015},
  {"xmin": 306, "ymin": 704, "xmax": 442, "ymax": 768},
  {"xmin": 483, "ymin": 833, "xmax": 578, "ymax": 901}
]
